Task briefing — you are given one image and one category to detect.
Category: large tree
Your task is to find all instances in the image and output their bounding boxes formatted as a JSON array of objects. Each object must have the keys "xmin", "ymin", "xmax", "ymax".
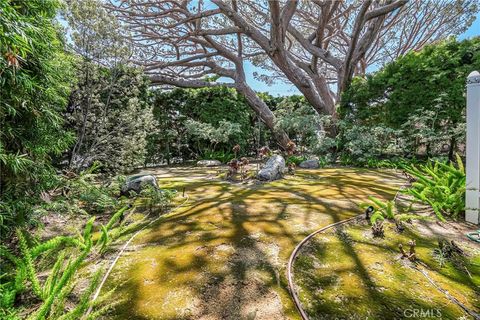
[
  {"xmin": 213, "ymin": 0, "xmax": 477, "ymax": 120},
  {"xmin": 65, "ymin": 0, "xmax": 156, "ymax": 173},
  {"xmin": 109, "ymin": 0, "xmax": 477, "ymax": 142},
  {"xmin": 108, "ymin": 0, "xmax": 291, "ymax": 148}
]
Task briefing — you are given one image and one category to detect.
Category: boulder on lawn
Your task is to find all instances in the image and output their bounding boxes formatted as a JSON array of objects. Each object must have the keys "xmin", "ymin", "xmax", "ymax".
[
  {"xmin": 257, "ymin": 155, "xmax": 286, "ymax": 181},
  {"xmin": 121, "ymin": 174, "xmax": 158, "ymax": 196},
  {"xmin": 299, "ymin": 159, "xmax": 320, "ymax": 169},
  {"xmin": 197, "ymin": 159, "xmax": 222, "ymax": 167}
]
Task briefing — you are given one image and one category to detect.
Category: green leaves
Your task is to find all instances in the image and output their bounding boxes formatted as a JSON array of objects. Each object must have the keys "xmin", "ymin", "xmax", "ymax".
[
  {"xmin": 403, "ymin": 157, "xmax": 466, "ymax": 221},
  {"xmin": 361, "ymin": 196, "xmax": 396, "ymax": 224},
  {"xmin": 67, "ymin": 63, "xmax": 154, "ymax": 174},
  {"xmin": 1, "ymin": 0, "xmax": 75, "ymax": 234},
  {"xmin": 341, "ymin": 37, "xmax": 479, "ymax": 159},
  {"xmin": 147, "ymin": 87, "xmax": 256, "ymax": 163},
  {"xmin": 185, "ymin": 119, "xmax": 242, "ymax": 147},
  {"xmin": 2, "ymin": 215, "xmax": 120, "ymax": 320}
]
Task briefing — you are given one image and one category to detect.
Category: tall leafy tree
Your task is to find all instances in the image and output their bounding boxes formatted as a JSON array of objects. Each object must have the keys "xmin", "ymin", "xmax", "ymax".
[
  {"xmin": 64, "ymin": 0, "xmax": 155, "ymax": 173},
  {"xmin": 341, "ymin": 37, "xmax": 480, "ymax": 158},
  {"xmin": 0, "ymin": 0, "xmax": 74, "ymax": 228},
  {"xmin": 108, "ymin": 0, "xmax": 477, "ymax": 141}
]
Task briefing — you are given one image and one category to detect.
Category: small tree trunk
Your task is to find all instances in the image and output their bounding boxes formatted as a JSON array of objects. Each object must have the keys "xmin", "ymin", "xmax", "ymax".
[
  {"xmin": 166, "ymin": 141, "xmax": 171, "ymax": 166},
  {"xmin": 448, "ymin": 137, "xmax": 456, "ymax": 161}
]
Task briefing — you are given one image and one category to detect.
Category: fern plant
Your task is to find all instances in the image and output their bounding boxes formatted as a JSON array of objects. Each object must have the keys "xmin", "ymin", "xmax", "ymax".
[
  {"xmin": 360, "ymin": 196, "xmax": 426, "ymax": 226},
  {"xmin": 139, "ymin": 186, "xmax": 176, "ymax": 214},
  {"xmin": 0, "ymin": 216, "xmax": 117, "ymax": 320},
  {"xmin": 16, "ymin": 229, "xmax": 43, "ymax": 299},
  {"xmin": 403, "ymin": 155, "xmax": 465, "ymax": 221},
  {"xmin": 96, "ymin": 205, "xmax": 129, "ymax": 253}
]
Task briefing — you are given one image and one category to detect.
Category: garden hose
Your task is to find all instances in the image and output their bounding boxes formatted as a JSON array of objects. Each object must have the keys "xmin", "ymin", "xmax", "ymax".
[
  {"xmin": 466, "ymin": 230, "xmax": 480, "ymax": 243},
  {"xmin": 286, "ymin": 179, "xmax": 407, "ymax": 320}
]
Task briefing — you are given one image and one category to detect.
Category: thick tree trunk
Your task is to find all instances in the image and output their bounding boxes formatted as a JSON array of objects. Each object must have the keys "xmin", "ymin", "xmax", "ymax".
[
  {"xmin": 235, "ymin": 81, "xmax": 290, "ymax": 149},
  {"xmin": 270, "ymin": 51, "xmax": 335, "ymax": 117}
]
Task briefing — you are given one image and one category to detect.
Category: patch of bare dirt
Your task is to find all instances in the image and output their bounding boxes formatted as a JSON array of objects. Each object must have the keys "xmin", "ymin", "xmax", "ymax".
[
  {"xmin": 191, "ymin": 274, "xmax": 287, "ymax": 320},
  {"xmin": 188, "ymin": 239, "xmax": 287, "ymax": 320}
]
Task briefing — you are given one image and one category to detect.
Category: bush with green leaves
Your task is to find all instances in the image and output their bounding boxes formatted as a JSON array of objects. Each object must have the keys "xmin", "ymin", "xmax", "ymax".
[
  {"xmin": 341, "ymin": 37, "xmax": 480, "ymax": 159},
  {"xmin": 32, "ymin": 163, "xmax": 121, "ymax": 219},
  {"xmin": 199, "ymin": 150, "xmax": 235, "ymax": 164},
  {"xmin": 146, "ymin": 87, "xmax": 268, "ymax": 164},
  {"xmin": 184, "ymin": 119, "xmax": 242, "ymax": 159},
  {"xmin": 286, "ymin": 155, "xmax": 307, "ymax": 166},
  {"xmin": 0, "ymin": 0, "xmax": 75, "ymax": 233},
  {"xmin": 139, "ymin": 185, "xmax": 176, "ymax": 215},
  {"xmin": 338, "ymin": 123, "xmax": 403, "ymax": 164},
  {"xmin": 274, "ymin": 96, "xmax": 336, "ymax": 156},
  {"xmin": 403, "ymin": 155, "xmax": 466, "ymax": 221}
]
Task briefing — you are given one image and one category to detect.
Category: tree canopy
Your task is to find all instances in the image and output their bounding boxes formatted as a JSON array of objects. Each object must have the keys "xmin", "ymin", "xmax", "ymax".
[{"xmin": 107, "ymin": 0, "xmax": 478, "ymax": 146}]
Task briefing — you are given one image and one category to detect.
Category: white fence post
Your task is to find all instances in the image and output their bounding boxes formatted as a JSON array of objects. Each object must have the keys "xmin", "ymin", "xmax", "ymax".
[{"xmin": 466, "ymin": 71, "xmax": 480, "ymax": 224}]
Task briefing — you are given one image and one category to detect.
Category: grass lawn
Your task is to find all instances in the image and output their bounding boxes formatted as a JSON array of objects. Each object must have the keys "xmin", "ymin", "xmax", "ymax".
[
  {"xmin": 293, "ymin": 218, "xmax": 480, "ymax": 319},
  {"xmin": 101, "ymin": 166, "xmax": 404, "ymax": 319}
]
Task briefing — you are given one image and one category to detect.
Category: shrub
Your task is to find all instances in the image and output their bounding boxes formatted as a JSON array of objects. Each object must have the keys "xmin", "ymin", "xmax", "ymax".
[
  {"xmin": 0, "ymin": 0, "xmax": 75, "ymax": 234},
  {"xmin": 341, "ymin": 37, "xmax": 480, "ymax": 159},
  {"xmin": 403, "ymin": 155, "xmax": 465, "ymax": 221},
  {"xmin": 286, "ymin": 155, "xmax": 306, "ymax": 166},
  {"xmin": 147, "ymin": 87, "xmax": 259, "ymax": 163},
  {"xmin": 139, "ymin": 186, "xmax": 176, "ymax": 215}
]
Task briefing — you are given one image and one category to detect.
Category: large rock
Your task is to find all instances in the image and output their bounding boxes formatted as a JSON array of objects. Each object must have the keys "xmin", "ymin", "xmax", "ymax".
[
  {"xmin": 121, "ymin": 174, "xmax": 158, "ymax": 196},
  {"xmin": 197, "ymin": 159, "xmax": 222, "ymax": 167},
  {"xmin": 257, "ymin": 155, "xmax": 286, "ymax": 181},
  {"xmin": 299, "ymin": 159, "xmax": 320, "ymax": 169}
]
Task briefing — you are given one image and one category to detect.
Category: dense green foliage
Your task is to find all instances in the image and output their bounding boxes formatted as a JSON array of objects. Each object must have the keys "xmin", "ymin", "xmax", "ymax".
[
  {"xmin": 67, "ymin": 64, "xmax": 154, "ymax": 173},
  {"xmin": 2, "ymin": 215, "xmax": 115, "ymax": 319},
  {"xmin": 146, "ymin": 87, "xmax": 262, "ymax": 164},
  {"xmin": 0, "ymin": 0, "xmax": 74, "ymax": 230},
  {"xmin": 341, "ymin": 37, "xmax": 480, "ymax": 162},
  {"xmin": 404, "ymin": 156, "xmax": 466, "ymax": 221},
  {"xmin": 146, "ymin": 88, "xmax": 333, "ymax": 164},
  {"xmin": 359, "ymin": 156, "xmax": 466, "ymax": 223},
  {"xmin": 274, "ymin": 96, "xmax": 335, "ymax": 157},
  {"xmin": 64, "ymin": 0, "xmax": 154, "ymax": 174}
]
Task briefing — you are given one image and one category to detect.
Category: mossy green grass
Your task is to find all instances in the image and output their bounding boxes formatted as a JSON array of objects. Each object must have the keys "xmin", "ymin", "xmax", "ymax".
[
  {"xmin": 102, "ymin": 167, "xmax": 404, "ymax": 319},
  {"xmin": 294, "ymin": 220, "xmax": 480, "ymax": 319}
]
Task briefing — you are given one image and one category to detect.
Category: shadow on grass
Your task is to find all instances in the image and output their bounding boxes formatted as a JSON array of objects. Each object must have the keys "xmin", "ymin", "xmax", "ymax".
[
  {"xmin": 294, "ymin": 220, "xmax": 480, "ymax": 320},
  {"xmin": 102, "ymin": 167, "xmax": 404, "ymax": 319}
]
